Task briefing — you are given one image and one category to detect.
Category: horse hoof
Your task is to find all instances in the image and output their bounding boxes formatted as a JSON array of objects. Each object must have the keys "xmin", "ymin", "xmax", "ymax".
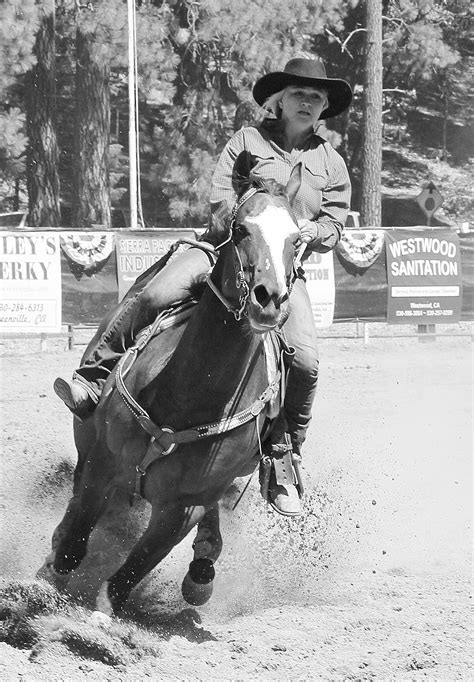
[
  {"xmin": 182, "ymin": 572, "xmax": 214, "ymax": 606},
  {"xmin": 95, "ymin": 581, "xmax": 115, "ymax": 618},
  {"xmin": 181, "ymin": 558, "xmax": 215, "ymax": 606},
  {"xmin": 36, "ymin": 553, "xmax": 70, "ymax": 591},
  {"xmin": 90, "ymin": 610, "xmax": 112, "ymax": 628}
]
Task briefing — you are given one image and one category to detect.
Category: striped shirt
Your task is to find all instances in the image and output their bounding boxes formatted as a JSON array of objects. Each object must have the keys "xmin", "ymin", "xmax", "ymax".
[{"xmin": 209, "ymin": 120, "xmax": 351, "ymax": 253}]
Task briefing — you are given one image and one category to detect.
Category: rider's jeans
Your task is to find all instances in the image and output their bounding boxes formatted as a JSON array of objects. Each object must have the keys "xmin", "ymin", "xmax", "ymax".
[
  {"xmin": 73, "ymin": 248, "xmax": 212, "ymax": 400},
  {"xmin": 73, "ymin": 250, "xmax": 319, "ymax": 453},
  {"xmin": 281, "ymin": 277, "xmax": 319, "ymax": 453}
]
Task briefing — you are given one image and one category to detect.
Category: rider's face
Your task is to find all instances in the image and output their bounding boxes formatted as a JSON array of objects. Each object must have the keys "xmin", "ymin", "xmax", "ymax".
[{"xmin": 280, "ymin": 86, "xmax": 328, "ymax": 130}]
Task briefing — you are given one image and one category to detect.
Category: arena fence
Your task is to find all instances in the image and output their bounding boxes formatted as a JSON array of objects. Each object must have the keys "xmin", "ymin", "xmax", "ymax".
[{"xmin": 1, "ymin": 227, "xmax": 473, "ymax": 348}]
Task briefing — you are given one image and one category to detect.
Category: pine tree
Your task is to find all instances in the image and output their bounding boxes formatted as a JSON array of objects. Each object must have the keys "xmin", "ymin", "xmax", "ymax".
[
  {"xmin": 360, "ymin": 0, "xmax": 383, "ymax": 226},
  {"xmin": 71, "ymin": 26, "xmax": 111, "ymax": 228},
  {"xmin": 0, "ymin": 0, "xmax": 39, "ymax": 211},
  {"xmin": 25, "ymin": 1, "xmax": 61, "ymax": 227}
]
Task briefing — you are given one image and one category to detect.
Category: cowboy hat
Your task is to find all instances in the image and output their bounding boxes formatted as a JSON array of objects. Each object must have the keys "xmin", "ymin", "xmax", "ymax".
[{"xmin": 252, "ymin": 57, "xmax": 352, "ymax": 119}]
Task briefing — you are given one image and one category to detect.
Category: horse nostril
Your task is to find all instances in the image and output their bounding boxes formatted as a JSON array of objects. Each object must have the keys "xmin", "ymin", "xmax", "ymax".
[{"xmin": 253, "ymin": 284, "xmax": 271, "ymax": 308}]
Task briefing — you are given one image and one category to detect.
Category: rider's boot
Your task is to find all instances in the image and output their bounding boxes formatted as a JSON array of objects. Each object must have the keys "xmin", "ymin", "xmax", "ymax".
[
  {"xmin": 260, "ymin": 433, "xmax": 304, "ymax": 517},
  {"xmin": 53, "ymin": 375, "xmax": 98, "ymax": 419}
]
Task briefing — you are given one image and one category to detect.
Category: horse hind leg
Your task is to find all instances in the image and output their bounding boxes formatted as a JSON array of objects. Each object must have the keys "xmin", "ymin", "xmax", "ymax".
[{"xmin": 182, "ymin": 504, "xmax": 222, "ymax": 606}]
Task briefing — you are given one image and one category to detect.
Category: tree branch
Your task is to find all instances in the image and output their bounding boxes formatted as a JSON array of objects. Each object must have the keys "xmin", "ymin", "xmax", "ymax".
[
  {"xmin": 75, "ymin": 0, "xmax": 94, "ymax": 11},
  {"xmin": 381, "ymin": 16, "xmax": 409, "ymax": 30},
  {"xmin": 324, "ymin": 27, "xmax": 367, "ymax": 59}
]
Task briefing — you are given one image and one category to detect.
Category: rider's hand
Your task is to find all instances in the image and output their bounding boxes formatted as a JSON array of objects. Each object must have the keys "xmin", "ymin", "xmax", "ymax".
[{"xmin": 297, "ymin": 218, "xmax": 320, "ymax": 244}]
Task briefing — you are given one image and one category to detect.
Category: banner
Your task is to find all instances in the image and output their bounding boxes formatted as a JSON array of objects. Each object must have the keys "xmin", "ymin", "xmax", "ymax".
[
  {"xmin": 116, "ymin": 229, "xmax": 195, "ymax": 299},
  {"xmin": 337, "ymin": 229, "xmax": 385, "ymax": 269},
  {"xmin": 385, "ymin": 229, "xmax": 462, "ymax": 324},
  {"xmin": 60, "ymin": 232, "xmax": 115, "ymax": 274},
  {"xmin": 303, "ymin": 251, "xmax": 335, "ymax": 328},
  {"xmin": 0, "ymin": 232, "xmax": 62, "ymax": 332},
  {"xmin": 60, "ymin": 232, "xmax": 117, "ymax": 325}
]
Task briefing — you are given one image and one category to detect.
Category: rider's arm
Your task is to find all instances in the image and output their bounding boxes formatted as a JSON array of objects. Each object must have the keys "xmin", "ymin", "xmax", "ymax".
[{"xmin": 300, "ymin": 146, "xmax": 351, "ymax": 254}]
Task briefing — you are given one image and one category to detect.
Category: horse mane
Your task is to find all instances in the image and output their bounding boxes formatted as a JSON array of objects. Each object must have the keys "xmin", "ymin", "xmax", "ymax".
[
  {"xmin": 209, "ymin": 159, "xmax": 292, "ymax": 248},
  {"xmin": 247, "ymin": 173, "xmax": 287, "ymax": 199}
]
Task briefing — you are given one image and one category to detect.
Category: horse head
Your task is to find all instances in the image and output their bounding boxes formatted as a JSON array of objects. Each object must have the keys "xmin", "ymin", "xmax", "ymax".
[{"xmin": 211, "ymin": 152, "xmax": 302, "ymax": 332}]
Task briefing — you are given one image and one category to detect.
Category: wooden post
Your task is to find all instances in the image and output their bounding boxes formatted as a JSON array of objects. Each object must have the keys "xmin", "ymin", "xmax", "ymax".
[{"xmin": 418, "ymin": 324, "xmax": 436, "ymax": 343}]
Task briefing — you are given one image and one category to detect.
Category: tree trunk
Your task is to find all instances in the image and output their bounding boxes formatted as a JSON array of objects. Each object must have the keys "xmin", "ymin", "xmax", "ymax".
[
  {"xmin": 72, "ymin": 29, "xmax": 111, "ymax": 228},
  {"xmin": 360, "ymin": 0, "xmax": 383, "ymax": 226},
  {"xmin": 25, "ymin": 7, "xmax": 61, "ymax": 227}
]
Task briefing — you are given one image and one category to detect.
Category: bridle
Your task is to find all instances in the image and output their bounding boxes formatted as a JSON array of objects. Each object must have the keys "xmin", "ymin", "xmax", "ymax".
[
  {"xmin": 206, "ymin": 186, "xmax": 259, "ymax": 321},
  {"xmin": 207, "ymin": 186, "xmax": 306, "ymax": 321}
]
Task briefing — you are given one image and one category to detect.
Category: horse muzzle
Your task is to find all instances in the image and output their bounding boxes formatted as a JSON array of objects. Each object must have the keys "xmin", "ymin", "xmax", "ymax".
[{"xmin": 247, "ymin": 284, "xmax": 289, "ymax": 332}]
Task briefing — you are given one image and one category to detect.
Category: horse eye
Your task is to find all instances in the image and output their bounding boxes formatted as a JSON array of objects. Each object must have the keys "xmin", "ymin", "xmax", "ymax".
[{"xmin": 234, "ymin": 224, "xmax": 249, "ymax": 240}]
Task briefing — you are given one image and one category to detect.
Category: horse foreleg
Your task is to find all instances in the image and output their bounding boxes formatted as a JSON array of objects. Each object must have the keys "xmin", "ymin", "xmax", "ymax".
[
  {"xmin": 182, "ymin": 504, "xmax": 222, "ymax": 606},
  {"xmin": 52, "ymin": 443, "xmax": 115, "ymax": 577},
  {"xmin": 37, "ymin": 438, "xmax": 98, "ymax": 586},
  {"xmin": 96, "ymin": 502, "xmax": 205, "ymax": 615}
]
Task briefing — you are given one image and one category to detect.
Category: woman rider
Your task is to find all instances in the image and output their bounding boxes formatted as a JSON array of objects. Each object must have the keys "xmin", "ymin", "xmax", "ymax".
[{"xmin": 54, "ymin": 57, "xmax": 352, "ymax": 517}]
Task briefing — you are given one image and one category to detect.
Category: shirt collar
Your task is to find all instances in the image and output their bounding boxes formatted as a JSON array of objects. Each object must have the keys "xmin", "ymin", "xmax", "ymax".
[{"xmin": 258, "ymin": 118, "xmax": 322, "ymax": 151}]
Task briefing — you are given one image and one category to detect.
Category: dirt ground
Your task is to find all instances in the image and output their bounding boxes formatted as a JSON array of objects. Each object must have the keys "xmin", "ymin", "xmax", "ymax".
[{"xmin": 0, "ymin": 334, "xmax": 472, "ymax": 680}]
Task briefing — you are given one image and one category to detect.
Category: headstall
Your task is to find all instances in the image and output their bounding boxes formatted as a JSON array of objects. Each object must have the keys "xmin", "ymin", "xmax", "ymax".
[
  {"xmin": 208, "ymin": 187, "xmax": 306, "ymax": 319},
  {"xmin": 207, "ymin": 187, "xmax": 261, "ymax": 321}
]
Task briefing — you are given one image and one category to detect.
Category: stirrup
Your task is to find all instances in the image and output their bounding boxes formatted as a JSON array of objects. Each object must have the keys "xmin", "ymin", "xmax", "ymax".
[{"xmin": 259, "ymin": 434, "xmax": 304, "ymax": 516}]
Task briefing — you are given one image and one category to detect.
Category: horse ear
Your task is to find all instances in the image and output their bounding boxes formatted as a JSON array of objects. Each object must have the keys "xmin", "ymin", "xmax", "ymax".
[
  {"xmin": 285, "ymin": 162, "xmax": 302, "ymax": 205},
  {"xmin": 232, "ymin": 151, "xmax": 259, "ymax": 195}
]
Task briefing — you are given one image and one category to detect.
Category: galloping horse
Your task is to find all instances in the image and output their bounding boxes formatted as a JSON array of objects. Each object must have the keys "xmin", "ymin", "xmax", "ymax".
[{"xmin": 39, "ymin": 153, "xmax": 302, "ymax": 616}]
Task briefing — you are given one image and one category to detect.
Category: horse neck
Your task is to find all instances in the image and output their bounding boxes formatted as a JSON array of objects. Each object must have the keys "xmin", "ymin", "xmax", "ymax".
[
  {"xmin": 165, "ymin": 252, "xmax": 264, "ymax": 406},
  {"xmin": 183, "ymin": 285, "xmax": 260, "ymax": 392}
]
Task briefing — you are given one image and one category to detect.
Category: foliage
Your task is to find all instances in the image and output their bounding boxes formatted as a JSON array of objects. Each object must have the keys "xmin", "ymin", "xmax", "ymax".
[
  {"xmin": 0, "ymin": 0, "xmax": 39, "ymax": 96},
  {"xmin": 0, "ymin": 0, "xmax": 472, "ymax": 225},
  {"xmin": 140, "ymin": 0, "xmax": 351, "ymax": 225},
  {"xmin": 0, "ymin": 108, "xmax": 26, "ymax": 184},
  {"xmin": 0, "ymin": 0, "xmax": 39, "ymax": 209}
]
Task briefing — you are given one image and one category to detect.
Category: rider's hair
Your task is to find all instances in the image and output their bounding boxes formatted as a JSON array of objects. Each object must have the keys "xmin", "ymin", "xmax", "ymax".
[
  {"xmin": 254, "ymin": 85, "xmax": 329, "ymax": 131},
  {"xmin": 256, "ymin": 88, "xmax": 287, "ymax": 120}
]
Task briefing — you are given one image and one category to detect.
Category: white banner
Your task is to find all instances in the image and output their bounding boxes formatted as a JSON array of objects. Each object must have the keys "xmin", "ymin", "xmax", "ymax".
[
  {"xmin": 0, "ymin": 232, "xmax": 62, "ymax": 332},
  {"xmin": 304, "ymin": 251, "xmax": 335, "ymax": 328}
]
